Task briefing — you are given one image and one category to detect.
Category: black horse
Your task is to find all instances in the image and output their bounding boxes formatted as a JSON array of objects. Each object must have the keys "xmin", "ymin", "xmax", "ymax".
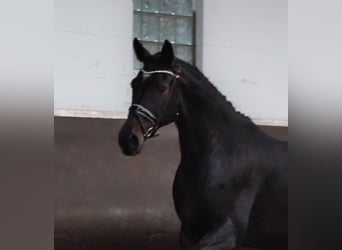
[{"xmin": 119, "ymin": 39, "xmax": 288, "ymax": 250}]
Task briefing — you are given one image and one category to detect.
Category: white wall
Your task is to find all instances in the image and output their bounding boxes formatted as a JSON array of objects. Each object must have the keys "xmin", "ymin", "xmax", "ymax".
[
  {"xmin": 55, "ymin": 0, "xmax": 288, "ymax": 125},
  {"xmin": 54, "ymin": 0, "xmax": 133, "ymax": 114},
  {"xmin": 201, "ymin": 0, "xmax": 288, "ymax": 123}
]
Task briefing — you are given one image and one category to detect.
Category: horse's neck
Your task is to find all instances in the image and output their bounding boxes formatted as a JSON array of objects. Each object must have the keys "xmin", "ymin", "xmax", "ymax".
[{"xmin": 175, "ymin": 74, "xmax": 242, "ymax": 159}]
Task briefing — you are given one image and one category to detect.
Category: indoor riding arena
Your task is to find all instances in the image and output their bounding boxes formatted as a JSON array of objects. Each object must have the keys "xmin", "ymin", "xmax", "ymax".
[{"xmin": 55, "ymin": 1, "xmax": 288, "ymax": 249}]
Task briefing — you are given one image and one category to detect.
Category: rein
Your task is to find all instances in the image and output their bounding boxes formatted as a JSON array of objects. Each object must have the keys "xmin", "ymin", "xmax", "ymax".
[{"xmin": 129, "ymin": 68, "xmax": 180, "ymax": 140}]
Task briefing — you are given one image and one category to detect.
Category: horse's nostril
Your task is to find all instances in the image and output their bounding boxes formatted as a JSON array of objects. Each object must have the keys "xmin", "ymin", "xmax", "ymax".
[
  {"xmin": 118, "ymin": 129, "xmax": 142, "ymax": 156},
  {"xmin": 124, "ymin": 133, "xmax": 141, "ymax": 154},
  {"xmin": 128, "ymin": 133, "xmax": 138, "ymax": 143}
]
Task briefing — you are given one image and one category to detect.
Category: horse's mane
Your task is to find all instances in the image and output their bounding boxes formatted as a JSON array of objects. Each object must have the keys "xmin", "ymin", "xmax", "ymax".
[{"xmin": 174, "ymin": 58, "xmax": 254, "ymax": 125}]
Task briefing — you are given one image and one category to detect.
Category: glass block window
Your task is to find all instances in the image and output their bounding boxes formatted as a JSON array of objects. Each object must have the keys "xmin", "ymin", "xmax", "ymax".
[{"xmin": 133, "ymin": 0, "xmax": 194, "ymax": 68}]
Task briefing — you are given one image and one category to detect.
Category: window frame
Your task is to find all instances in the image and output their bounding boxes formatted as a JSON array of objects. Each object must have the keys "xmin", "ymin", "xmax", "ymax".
[{"xmin": 133, "ymin": 0, "xmax": 195, "ymax": 68}]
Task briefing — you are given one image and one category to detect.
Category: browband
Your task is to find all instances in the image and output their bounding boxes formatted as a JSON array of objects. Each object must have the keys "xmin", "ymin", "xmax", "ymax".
[{"xmin": 141, "ymin": 69, "xmax": 180, "ymax": 78}]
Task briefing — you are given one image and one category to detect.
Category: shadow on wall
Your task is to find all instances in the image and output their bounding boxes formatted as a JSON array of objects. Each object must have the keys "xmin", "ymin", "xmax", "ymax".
[{"xmin": 54, "ymin": 117, "xmax": 287, "ymax": 250}]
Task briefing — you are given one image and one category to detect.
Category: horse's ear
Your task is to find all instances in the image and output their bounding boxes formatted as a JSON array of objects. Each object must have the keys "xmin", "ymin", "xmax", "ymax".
[
  {"xmin": 133, "ymin": 38, "xmax": 150, "ymax": 62},
  {"xmin": 161, "ymin": 40, "xmax": 174, "ymax": 65}
]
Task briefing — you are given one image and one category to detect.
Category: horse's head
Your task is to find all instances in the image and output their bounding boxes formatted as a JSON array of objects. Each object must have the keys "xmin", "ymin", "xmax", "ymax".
[{"xmin": 118, "ymin": 39, "xmax": 181, "ymax": 156}]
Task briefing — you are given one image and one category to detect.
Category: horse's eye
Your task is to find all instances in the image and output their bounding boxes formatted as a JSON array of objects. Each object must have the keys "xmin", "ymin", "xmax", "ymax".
[
  {"xmin": 158, "ymin": 86, "xmax": 168, "ymax": 93},
  {"xmin": 131, "ymin": 80, "xmax": 138, "ymax": 88}
]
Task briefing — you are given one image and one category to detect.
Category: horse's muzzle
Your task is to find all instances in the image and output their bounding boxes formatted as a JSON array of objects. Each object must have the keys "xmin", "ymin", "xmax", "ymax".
[{"xmin": 118, "ymin": 126, "xmax": 144, "ymax": 156}]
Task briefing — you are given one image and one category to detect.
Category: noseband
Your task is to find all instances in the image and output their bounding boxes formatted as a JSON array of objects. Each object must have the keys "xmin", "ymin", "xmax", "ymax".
[{"xmin": 129, "ymin": 68, "xmax": 180, "ymax": 140}]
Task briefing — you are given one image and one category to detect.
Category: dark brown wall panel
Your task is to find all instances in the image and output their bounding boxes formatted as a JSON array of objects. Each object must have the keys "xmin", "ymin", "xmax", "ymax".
[{"xmin": 54, "ymin": 117, "xmax": 287, "ymax": 250}]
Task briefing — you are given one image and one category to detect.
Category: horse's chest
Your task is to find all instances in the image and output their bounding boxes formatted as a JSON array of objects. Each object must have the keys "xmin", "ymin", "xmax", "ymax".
[{"xmin": 172, "ymin": 163, "xmax": 230, "ymax": 224}]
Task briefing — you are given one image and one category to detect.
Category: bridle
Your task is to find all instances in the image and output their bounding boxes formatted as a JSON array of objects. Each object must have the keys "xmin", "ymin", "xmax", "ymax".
[{"xmin": 129, "ymin": 68, "xmax": 180, "ymax": 140}]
